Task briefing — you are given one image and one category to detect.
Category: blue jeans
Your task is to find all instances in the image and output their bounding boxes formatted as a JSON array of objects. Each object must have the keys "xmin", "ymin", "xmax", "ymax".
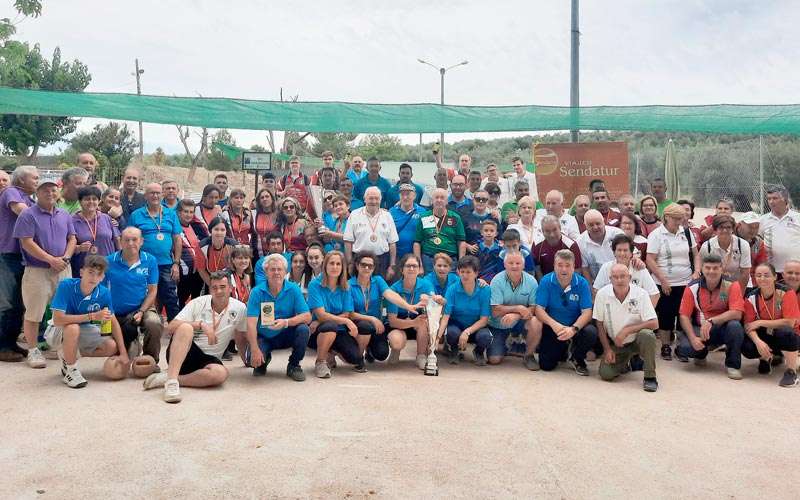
[
  {"xmin": 445, "ymin": 322, "xmax": 492, "ymax": 355},
  {"xmin": 487, "ymin": 321, "xmax": 528, "ymax": 358},
  {"xmin": 256, "ymin": 325, "xmax": 310, "ymax": 368},
  {"xmin": 157, "ymin": 265, "xmax": 180, "ymax": 321},
  {"xmin": 675, "ymin": 320, "xmax": 745, "ymax": 369},
  {"xmin": 0, "ymin": 253, "xmax": 24, "ymax": 351}
]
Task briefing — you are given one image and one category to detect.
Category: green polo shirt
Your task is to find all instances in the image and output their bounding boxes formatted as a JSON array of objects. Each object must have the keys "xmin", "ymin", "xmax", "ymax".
[
  {"xmin": 656, "ymin": 198, "xmax": 674, "ymax": 217},
  {"xmin": 415, "ymin": 209, "xmax": 465, "ymax": 257}
]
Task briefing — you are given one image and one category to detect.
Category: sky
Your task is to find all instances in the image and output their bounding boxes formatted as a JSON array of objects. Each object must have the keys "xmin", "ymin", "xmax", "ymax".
[{"xmin": 11, "ymin": 0, "xmax": 800, "ymax": 155}]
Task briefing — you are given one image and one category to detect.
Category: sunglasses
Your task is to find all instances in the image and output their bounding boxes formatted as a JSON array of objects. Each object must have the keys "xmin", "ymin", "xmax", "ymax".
[
  {"xmin": 282, "ymin": 205, "xmax": 296, "ymax": 210},
  {"xmin": 474, "ymin": 197, "xmax": 489, "ymax": 202}
]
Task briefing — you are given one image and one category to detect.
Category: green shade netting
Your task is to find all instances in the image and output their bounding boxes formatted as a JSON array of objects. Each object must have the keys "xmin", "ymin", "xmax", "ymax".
[{"xmin": 2, "ymin": 87, "xmax": 800, "ymax": 135}]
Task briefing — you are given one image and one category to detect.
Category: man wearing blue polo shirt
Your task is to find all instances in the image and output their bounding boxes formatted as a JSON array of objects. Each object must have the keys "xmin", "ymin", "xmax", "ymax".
[
  {"xmin": 353, "ymin": 157, "xmax": 392, "ymax": 207},
  {"xmin": 128, "ymin": 183, "xmax": 183, "ymax": 321},
  {"xmin": 103, "ymin": 227, "xmax": 163, "ymax": 364},
  {"xmin": 535, "ymin": 249, "xmax": 598, "ymax": 376},
  {"xmin": 488, "ymin": 251, "xmax": 542, "ymax": 368},
  {"xmin": 389, "ymin": 184, "xmax": 425, "ymax": 260},
  {"xmin": 246, "ymin": 253, "xmax": 311, "ymax": 381},
  {"xmin": 385, "ymin": 164, "xmax": 424, "ymax": 208}
]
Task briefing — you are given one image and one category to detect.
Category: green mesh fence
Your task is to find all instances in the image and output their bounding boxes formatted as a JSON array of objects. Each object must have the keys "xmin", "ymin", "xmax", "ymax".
[{"xmin": 2, "ymin": 87, "xmax": 800, "ymax": 135}]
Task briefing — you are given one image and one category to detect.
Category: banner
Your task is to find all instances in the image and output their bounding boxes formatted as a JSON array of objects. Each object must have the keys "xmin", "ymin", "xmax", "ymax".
[{"xmin": 532, "ymin": 142, "xmax": 629, "ymax": 205}]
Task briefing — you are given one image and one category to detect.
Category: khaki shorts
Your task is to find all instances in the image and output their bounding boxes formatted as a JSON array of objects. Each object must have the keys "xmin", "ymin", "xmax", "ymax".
[{"xmin": 22, "ymin": 265, "xmax": 71, "ymax": 323}]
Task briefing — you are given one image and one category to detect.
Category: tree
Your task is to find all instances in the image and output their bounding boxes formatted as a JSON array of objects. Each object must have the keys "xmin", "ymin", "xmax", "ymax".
[
  {"xmin": 0, "ymin": 1, "xmax": 42, "ymax": 41},
  {"xmin": 357, "ymin": 134, "xmax": 405, "ymax": 161},
  {"xmin": 60, "ymin": 122, "xmax": 137, "ymax": 179},
  {"xmin": 0, "ymin": 41, "xmax": 91, "ymax": 159},
  {"xmin": 206, "ymin": 129, "xmax": 238, "ymax": 171},
  {"xmin": 176, "ymin": 125, "xmax": 208, "ymax": 182},
  {"xmin": 310, "ymin": 132, "xmax": 357, "ymax": 158}
]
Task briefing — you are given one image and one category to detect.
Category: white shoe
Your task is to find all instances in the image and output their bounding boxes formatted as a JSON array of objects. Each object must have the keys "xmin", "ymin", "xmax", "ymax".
[
  {"xmin": 163, "ymin": 379, "xmax": 181, "ymax": 403},
  {"xmin": 726, "ymin": 367, "xmax": 743, "ymax": 380},
  {"xmin": 62, "ymin": 366, "xmax": 87, "ymax": 388},
  {"xmin": 27, "ymin": 348, "xmax": 46, "ymax": 369},
  {"xmin": 143, "ymin": 372, "xmax": 168, "ymax": 390},
  {"xmin": 416, "ymin": 354, "xmax": 427, "ymax": 370},
  {"xmin": 387, "ymin": 348, "xmax": 400, "ymax": 365},
  {"xmin": 315, "ymin": 360, "xmax": 332, "ymax": 379},
  {"xmin": 44, "ymin": 324, "xmax": 62, "ymax": 350}
]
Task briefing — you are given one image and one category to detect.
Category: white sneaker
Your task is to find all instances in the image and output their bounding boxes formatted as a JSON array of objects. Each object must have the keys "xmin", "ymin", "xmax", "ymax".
[
  {"xmin": 387, "ymin": 348, "xmax": 400, "ymax": 365},
  {"xmin": 62, "ymin": 366, "xmax": 87, "ymax": 388},
  {"xmin": 726, "ymin": 367, "xmax": 743, "ymax": 380},
  {"xmin": 315, "ymin": 360, "xmax": 332, "ymax": 379},
  {"xmin": 416, "ymin": 354, "xmax": 427, "ymax": 370},
  {"xmin": 163, "ymin": 379, "xmax": 181, "ymax": 403},
  {"xmin": 143, "ymin": 372, "xmax": 168, "ymax": 391},
  {"xmin": 44, "ymin": 325, "xmax": 62, "ymax": 350},
  {"xmin": 27, "ymin": 348, "xmax": 46, "ymax": 369}
]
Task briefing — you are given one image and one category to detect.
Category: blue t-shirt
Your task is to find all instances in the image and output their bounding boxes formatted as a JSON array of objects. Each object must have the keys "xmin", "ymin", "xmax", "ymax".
[
  {"xmin": 478, "ymin": 241, "xmax": 504, "ymax": 283},
  {"xmin": 459, "ymin": 210, "xmax": 499, "ymax": 245},
  {"xmin": 307, "ymin": 275, "xmax": 353, "ymax": 318},
  {"xmin": 353, "ymin": 175, "xmax": 392, "ymax": 207},
  {"xmin": 488, "ymin": 271, "xmax": 538, "ymax": 329},
  {"xmin": 323, "ymin": 211, "xmax": 348, "ymax": 253},
  {"xmin": 128, "ymin": 206, "xmax": 183, "ymax": 265},
  {"xmin": 389, "ymin": 204, "xmax": 425, "ymax": 258},
  {"xmin": 534, "ymin": 272, "xmax": 593, "ymax": 326},
  {"xmin": 346, "ymin": 168, "xmax": 367, "ymax": 184},
  {"xmin": 385, "ymin": 182, "xmax": 425, "ymax": 208},
  {"xmin": 350, "ymin": 198, "xmax": 364, "ymax": 211},
  {"xmin": 447, "ymin": 195, "xmax": 473, "ymax": 212},
  {"xmin": 254, "ymin": 253, "xmax": 293, "ymax": 286},
  {"xmin": 443, "ymin": 279, "xmax": 491, "ymax": 327},
  {"xmin": 51, "ymin": 278, "xmax": 114, "ymax": 323},
  {"xmin": 348, "ymin": 275, "xmax": 389, "ymax": 318},
  {"xmin": 424, "ymin": 271, "xmax": 459, "ymax": 297},
  {"xmin": 246, "ymin": 281, "xmax": 309, "ymax": 338},
  {"xmin": 102, "ymin": 250, "xmax": 159, "ymax": 316},
  {"xmin": 387, "ymin": 277, "xmax": 433, "ymax": 318}
]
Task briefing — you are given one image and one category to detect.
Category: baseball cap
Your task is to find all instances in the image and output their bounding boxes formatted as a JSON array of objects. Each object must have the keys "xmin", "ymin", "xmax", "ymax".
[
  {"xmin": 740, "ymin": 211, "xmax": 760, "ymax": 224},
  {"xmin": 37, "ymin": 180, "xmax": 58, "ymax": 190},
  {"xmin": 399, "ymin": 183, "xmax": 416, "ymax": 193}
]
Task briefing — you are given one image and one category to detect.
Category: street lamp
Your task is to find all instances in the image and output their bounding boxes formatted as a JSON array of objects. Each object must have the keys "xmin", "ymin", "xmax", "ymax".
[
  {"xmin": 418, "ymin": 58, "xmax": 468, "ymax": 158},
  {"xmin": 132, "ymin": 59, "xmax": 145, "ymax": 159}
]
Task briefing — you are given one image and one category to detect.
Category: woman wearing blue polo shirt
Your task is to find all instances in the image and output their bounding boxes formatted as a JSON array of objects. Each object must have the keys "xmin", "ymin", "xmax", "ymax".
[
  {"xmin": 424, "ymin": 253, "xmax": 459, "ymax": 296},
  {"xmin": 437, "ymin": 255, "xmax": 493, "ymax": 366},
  {"xmin": 387, "ymin": 254, "xmax": 445, "ymax": 369},
  {"xmin": 349, "ymin": 252, "xmax": 422, "ymax": 363},
  {"xmin": 307, "ymin": 251, "xmax": 363, "ymax": 378}
]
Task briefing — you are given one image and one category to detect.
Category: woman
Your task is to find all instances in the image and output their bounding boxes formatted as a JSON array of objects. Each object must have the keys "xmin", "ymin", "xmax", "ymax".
[
  {"xmin": 424, "ymin": 253, "xmax": 459, "ymax": 296},
  {"xmin": 319, "ymin": 195, "xmax": 349, "ymax": 253},
  {"xmin": 741, "ymin": 262, "xmax": 800, "ymax": 387},
  {"xmin": 387, "ymin": 254, "xmax": 445, "ymax": 369},
  {"xmin": 677, "ymin": 199, "xmax": 704, "ymax": 248},
  {"xmin": 700, "ymin": 197, "xmax": 735, "ymax": 242},
  {"xmin": 229, "ymin": 245, "xmax": 252, "ymax": 304},
  {"xmin": 646, "ymin": 203, "xmax": 701, "ymax": 361},
  {"xmin": 198, "ymin": 216, "xmax": 238, "ymax": 288},
  {"xmin": 507, "ymin": 196, "xmax": 537, "ymax": 250},
  {"xmin": 349, "ymin": 252, "xmax": 422, "ymax": 364},
  {"xmin": 195, "ymin": 184, "xmax": 224, "ymax": 231},
  {"xmin": 639, "ymin": 195, "xmax": 662, "ymax": 237},
  {"xmin": 100, "ymin": 187, "xmax": 125, "ymax": 228},
  {"xmin": 437, "ymin": 256, "xmax": 492, "ymax": 366},
  {"xmin": 484, "ymin": 182, "xmax": 502, "ymax": 211},
  {"xmin": 222, "ymin": 188, "xmax": 251, "ymax": 246},
  {"xmin": 250, "ymin": 188, "xmax": 279, "ymax": 259},
  {"xmin": 307, "ymin": 251, "xmax": 363, "ymax": 378},
  {"xmin": 699, "ymin": 214, "xmax": 751, "ymax": 290},
  {"xmin": 306, "ymin": 244, "xmax": 325, "ymax": 279},
  {"xmin": 618, "ymin": 212, "xmax": 648, "ymax": 257},
  {"xmin": 277, "ymin": 196, "xmax": 308, "ymax": 252},
  {"xmin": 288, "ymin": 251, "xmax": 312, "ymax": 297},
  {"xmin": 71, "ymin": 186, "xmax": 120, "ymax": 276}
]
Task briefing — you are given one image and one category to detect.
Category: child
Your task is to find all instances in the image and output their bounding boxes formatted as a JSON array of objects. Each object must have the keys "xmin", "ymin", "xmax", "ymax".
[
  {"xmin": 499, "ymin": 229, "xmax": 536, "ymax": 274},
  {"xmin": 45, "ymin": 254, "xmax": 129, "ymax": 388},
  {"xmin": 225, "ymin": 245, "xmax": 253, "ymax": 361},
  {"xmin": 477, "ymin": 219, "xmax": 503, "ymax": 282}
]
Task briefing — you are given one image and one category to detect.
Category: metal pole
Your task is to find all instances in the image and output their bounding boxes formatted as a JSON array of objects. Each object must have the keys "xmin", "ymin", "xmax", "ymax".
[
  {"xmin": 759, "ymin": 135, "xmax": 764, "ymax": 213},
  {"xmin": 634, "ymin": 149, "xmax": 640, "ymax": 199},
  {"xmin": 440, "ymin": 67, "xmax": 445, "ymax": 158},
  {"xmin": 419, "ymin": 133, "xmax": 423, "ymax": 162},
  {"xmin": 570, "ymin": 0, "xmax": 580, "ymax": 143},
  {"xmin": 135, "ymin": 58, "xmax": 144, "ymax": 159}
]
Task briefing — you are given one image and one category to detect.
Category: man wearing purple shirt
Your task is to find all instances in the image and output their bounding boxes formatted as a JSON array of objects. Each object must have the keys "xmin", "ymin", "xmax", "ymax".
[
  {"xmin": 0, "ymin": 165, "xmax": 38, "ymax": 362},
  {"xmin": 13, "ymin": 180, "xmax": 77, "ymax": 368}
]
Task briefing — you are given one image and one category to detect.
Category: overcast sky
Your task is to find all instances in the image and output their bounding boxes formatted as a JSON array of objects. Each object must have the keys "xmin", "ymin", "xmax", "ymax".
[{"xmin": 13, "ymin": 0, "xmax": 800, "ymax": 155}]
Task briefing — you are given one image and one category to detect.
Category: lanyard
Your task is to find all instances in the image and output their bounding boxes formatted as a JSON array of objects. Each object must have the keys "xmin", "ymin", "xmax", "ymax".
[
  {"xmin": 211, "ymin": 304, "xmax": 229, "ymax": 334},
  {"xmin": 209, "ymin": 243, "xmax": 227, "ymax": 271},
  {"xmin": 759, "ymin": 292, "xmax": 777, "ymax": 321},
  {"xmin": 147, "ymin": 207, "xmax": 163, "ymax": 232},
  {"xmin": 80, "ymin": 213, "xmax": 98, "ymax": 243},
  {"xmin": 233, "ymin": 272, "xmax": 250, "ymax": 302}
]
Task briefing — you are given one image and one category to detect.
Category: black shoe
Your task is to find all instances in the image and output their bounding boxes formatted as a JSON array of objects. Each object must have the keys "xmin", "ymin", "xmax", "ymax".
[
  {"xmin": 758, "ymin": 359, "xmax": 772, "ymax": 375},
  {"xmin": 660, "ymin": 345, "xmax": 672, "ymax": 361},
  {"xmin": 227, "ymin": 340, "xmax": 238, "ymax": 355},
  {"xmin": 222, "ymin": 350, "xmax": 233, "ymax": 361},
  {"xmin": 771, "ymin": 353, "xmax": 784, "ymax": 367},
  {"xmin": 0, "ymin": 349, "xmax": 24, "ymax": 362},
  {"xmin": 779, "ymin": 369, "xmax": 798, "ymax": 387},
  {"xmin": 473, "ymin": 348, "xmax": 487, "ymax": 366},
  {"xmin": 365, "ymin": 350, "xmax": 375, "ymax": 364},
  {"xmin": 10, "ymin": 344, "xmax": 28, "ymax": 357},
  {"xmin": 252, "ymin": 352, "xmax": 271, "ymax": 376},
  {"xmin": 353, "ymin": 359, "xmax": 368, "ymax": 373},
  {"xmin": 629, "ymin": 355, "xmax": 644, "ymax": 372},
  {"xmin": 573, "ymin": 360, "xmax": 589, "ymax": 376},
  {"xmin": 643, "ymin": 377, "xmax": 659, "ymax": 392},
  {"xmin": 286, "ymin": 365, "xmax": 306, "ymax": 382}
]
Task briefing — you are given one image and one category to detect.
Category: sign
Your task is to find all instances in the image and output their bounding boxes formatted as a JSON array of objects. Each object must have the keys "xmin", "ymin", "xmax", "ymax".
[
  {"xmin": 241, "ymin": 151, "xmax": 273, "ymax": 171},
  {"xmin": 532, "ymin": 142, "xmax": 629, "ymax": 204}
]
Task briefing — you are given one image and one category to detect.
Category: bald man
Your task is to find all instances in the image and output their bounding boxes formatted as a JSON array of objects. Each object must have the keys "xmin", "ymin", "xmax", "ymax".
[
  {"xmin": 577, "ymin": 209, "xmax": 623, "ymax": 283},
  {"xmin": 535, "ymin": 189, "xmax": 580, "ymax": 240}
]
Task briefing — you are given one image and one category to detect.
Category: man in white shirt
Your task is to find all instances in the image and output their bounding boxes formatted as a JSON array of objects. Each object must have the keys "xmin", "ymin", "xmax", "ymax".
[
  {"xmin": 508, "ymin": 156, "xmax": 539, "ymax": 203},
  {"xmin": 344, "ymin": 186, "xmax": 399, "ymax": 280},
  {"xmin": 594, "ymin": 263, "xmax": 659, "ymax": 392},
  {"xmin": 577, "ymin": 209, "xmax": 623, "ymax": 283},
  {"xmin": 142, "ymin": 271, "xmax": 248, "ymax": 403},
  {"xmin": 535, "ymin": 189, "xmax": 580, "ymax": 241},
  {"xmin": 759, "ymin": 185, "xmax": 800, "ymax": 274},
  {"xmin": 593, "ymin": 234, "xmax": 660, "ymax": 306}
]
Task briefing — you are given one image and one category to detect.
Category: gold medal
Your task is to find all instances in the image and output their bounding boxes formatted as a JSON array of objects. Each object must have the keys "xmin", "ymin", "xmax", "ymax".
[
  {"xmin": 156, "ymin": 233, "xmax": 165, "ymax": 241},
  {"xmin": 89, "ymin": 245, "xmax": 98, "ymax": 254},
  {"xmin": 370, "ymin": 234, "xmax": 378, "ymax": 242},
  {"xmin": 432, "ymin": 236, "xmax": 442, "ymax": 245}
]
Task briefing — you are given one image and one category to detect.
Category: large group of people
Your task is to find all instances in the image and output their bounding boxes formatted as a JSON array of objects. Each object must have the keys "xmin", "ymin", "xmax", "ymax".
[{"xmin": 1, "ymin": 151, "xmax": 799, "ymax": 404}]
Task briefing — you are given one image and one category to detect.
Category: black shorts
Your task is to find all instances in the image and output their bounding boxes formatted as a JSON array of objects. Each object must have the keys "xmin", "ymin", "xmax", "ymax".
[{"xmin": 166, "ymin": 339, "xmax": 223, "ymax": 376}]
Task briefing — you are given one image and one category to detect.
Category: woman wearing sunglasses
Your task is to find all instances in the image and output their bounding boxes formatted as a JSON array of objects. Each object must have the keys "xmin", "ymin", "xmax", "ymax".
[
  {"xmin": 250, "ymin": 188, "xmax": 279, "ymax": 259},
  {"xmin": 277, "ymin": 196, "xmax": 308, "ymax": 252}
]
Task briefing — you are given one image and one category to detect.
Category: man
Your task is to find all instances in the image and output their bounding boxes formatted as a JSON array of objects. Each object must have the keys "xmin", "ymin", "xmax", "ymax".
[
  {"xmin": 508, "ymin": 156, "xmax": 539, "ymax": 204},
  {"xmin": 13, "ymin": 180, "xmax": 76, "ymax": 368},
  {"xmin": 318, "ymin": 166, "xmax": 338, "ymax": 191},
  {"xmin": 501, "ymin": 180, "xmax": 530, "ymax": 223},
  {"xmin": 421, "ymin": 168, "xmax": 450, "ymax": 208},
  {"xmin": 103, "ymin": 227, "xmax": 164, "ymax": 364},
  {"xmin": 143, "ymin": 271, "xmax": 247, "ymax": 403},
  {"xmin": 651, "ymin": 177, "xmax": 673, "ymax": 217},
  {"xmin": 593, "ymin": 234, "xmax": 660, "ymax": 306},
  {"xmin": 121, "ymin": 167, "xmax": 146, "ymax": 219},
  {"xmin": 499, "ymin": 229, "xmax": 536, "ymax": 274},
  {"xmin": 176, "ymin": 199, "xmax": 207, "ymax": 303},
  {"xmin": 534, "ymin": 249, "xmax": 598, "ymax": 375},
  {"xmin": 532, "ymin": 215, "xmax": 582, "ymax": 280},
  {"xmin": 389, "ymin": 183, "xmax": 425, "ymax": 259},
  {"xmin": 344, "ymin": 187, "xmax": 399, "ymax": 279},
  {"xmin": 214, "ymin": 174, "xmax": 229, "ymax": 208},
  {"xmin": 759, "ymin": 185, "xmax": 800, "ymax": 275},
  {"xmin": 460, "ymin": 188, "xmax": 500, "ymax": 249},
  {"xmin": 278, "ymin": 156, "xmax": 313, "ymax": 217},
  {"xmin": 488, "ymin": 251, "xmax": 542, "ymax": 368},
  {"xmin": 386, "ymin": 163, "xmax": 424, "ymax": 207},
  {"xmin": 783, "ymin": 259, "xmax": 800, "ymax": 293},
  {"xmin": 245, "ymin": 253, "xmax": 311, "ymax": 381},
  {"xmin": 481, "ymin": 163, "xmax": 512, "ymax": 205},
  {"xmin": 0, "ymin": 165, "xmax": 38, "ymax": 361},
  {"xmin": 414, "ymin": 188, "xmax": 466, "ymax": 272},
  {"xmin": 736, "ymin": 211, "xmax": 767, "ymax": 280},
  {"xmin": 128, "ymin": 183, "xmax": 183, "ymax": 321},
  {"xmin": 77, "ymin": 152, "xmax": 108, "ymax": 191},
  {"xmin": 161, "ymin": 180, "xmax": 180, "ymax": 211},
  {"xmin": 594, "ymin": 263, "xmax": 659, "ymax": 392},
  {"xmin": 437, "ymin": 152, "xmax": 472, "ymax": 180},
  {"xmin": 536, "ymin": 190, "xmax": 580, "ymax": 240},
  {"xmin": 310, "ymin": 150, "xmax": 335, "ymax": 186},
  {"xmin": 353, "ymin": 157, "xmax": 392, "ymax": 207},
  {"xmin": 261, "ymin": 172, "xmax": 276, "ymax": 192},
  {"xmin": 576, "ymin": 209, "xmax": 624, "ymax": 283},
  {"xmin": 346, "ymin": 155, "xmax": 367, "ymax": 184},
  {"xmin": 338, "ymin": 176, "xmax": 364, "ymax": 211},
  {"xmin": 574, "ymin": 194, "xmax": 591, "ymax": 234},
  {"xmin": 0, "ymin": 170, "xmax": 9, "ymax": 192},
  {"xmin": 591, "ymin": 188, "xmax": 620, "ymax": 226},
  {"xmin": 676, "ymin": 254, "xmax": 746, "ymax": 380},
  {"xmin": 447, "ymin": 175, "xmax": 473, "ymax": 212},
  {"xmin": 57, "ymin": 167, "xmax": 88, "ymax": 214},
  {"xmin": 466, "ymin": 170, "xmax": 483, "ymax": 199}
]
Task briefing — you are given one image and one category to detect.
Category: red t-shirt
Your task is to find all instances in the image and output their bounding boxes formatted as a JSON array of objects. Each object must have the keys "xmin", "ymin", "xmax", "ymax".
[
  {"xmin": 679, "ymin": 280, "xmax": 745, "ymax": 322},
  {"xmin": 533, "ymin": 236, "xmax": 582, "ymax": 276},
  {"xmin": 743, "ymin": 289, "xmax": 800, "ymax": 331}
]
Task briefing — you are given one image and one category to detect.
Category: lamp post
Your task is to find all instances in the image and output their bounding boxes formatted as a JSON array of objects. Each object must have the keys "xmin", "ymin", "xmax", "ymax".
[
  {"xmin": 417, "ymin": 58, "xmax": 468, "ymax": 159},
  {"xmin": 133, "ymin": 59, "xmax": 145, "ymax": 159}
]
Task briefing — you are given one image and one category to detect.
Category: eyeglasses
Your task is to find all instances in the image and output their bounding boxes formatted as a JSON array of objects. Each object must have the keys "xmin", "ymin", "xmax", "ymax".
[
  {"xmin": 359, "ymin": 262, "xmax": 375, "ymax": 269},
  {"xmin": 474, "ymin": 197, "xmax": 489, "ymax": 202},
  {"xmin": 404, "ymin": 263, "xmax": 419, "ymax": 269},
  {"xmin": 282, "ymin": 205, "xmax": 295, "ymax": 210}
]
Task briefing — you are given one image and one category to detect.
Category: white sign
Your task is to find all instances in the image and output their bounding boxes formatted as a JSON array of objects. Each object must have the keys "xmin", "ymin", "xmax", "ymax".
[{"xmin": 241, "ymin": 152, "xmax": 272, "ymax": 170}]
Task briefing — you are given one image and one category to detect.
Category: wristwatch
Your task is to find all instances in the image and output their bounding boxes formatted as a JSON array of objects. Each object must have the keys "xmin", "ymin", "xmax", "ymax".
[{"xmin": 173, "ymin": 259, "xmax": 180, "ymax": 265}]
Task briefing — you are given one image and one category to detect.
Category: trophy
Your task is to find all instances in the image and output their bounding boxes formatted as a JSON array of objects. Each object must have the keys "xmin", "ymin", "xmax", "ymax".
[{"xmin": 424, "ymin": 298, "xmax": 443, "ymax": 376}]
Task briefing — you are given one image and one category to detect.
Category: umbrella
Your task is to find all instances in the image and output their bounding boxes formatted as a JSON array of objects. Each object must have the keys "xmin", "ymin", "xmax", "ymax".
[{"xmin": 664, "ymin": 139, "xmax": 680, "ymax": 200}]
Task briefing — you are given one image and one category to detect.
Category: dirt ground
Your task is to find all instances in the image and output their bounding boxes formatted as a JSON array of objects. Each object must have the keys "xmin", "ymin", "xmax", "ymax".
[{"xmin": 2, "ymin": 340, "xmax": 798, "ymax": 500}]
